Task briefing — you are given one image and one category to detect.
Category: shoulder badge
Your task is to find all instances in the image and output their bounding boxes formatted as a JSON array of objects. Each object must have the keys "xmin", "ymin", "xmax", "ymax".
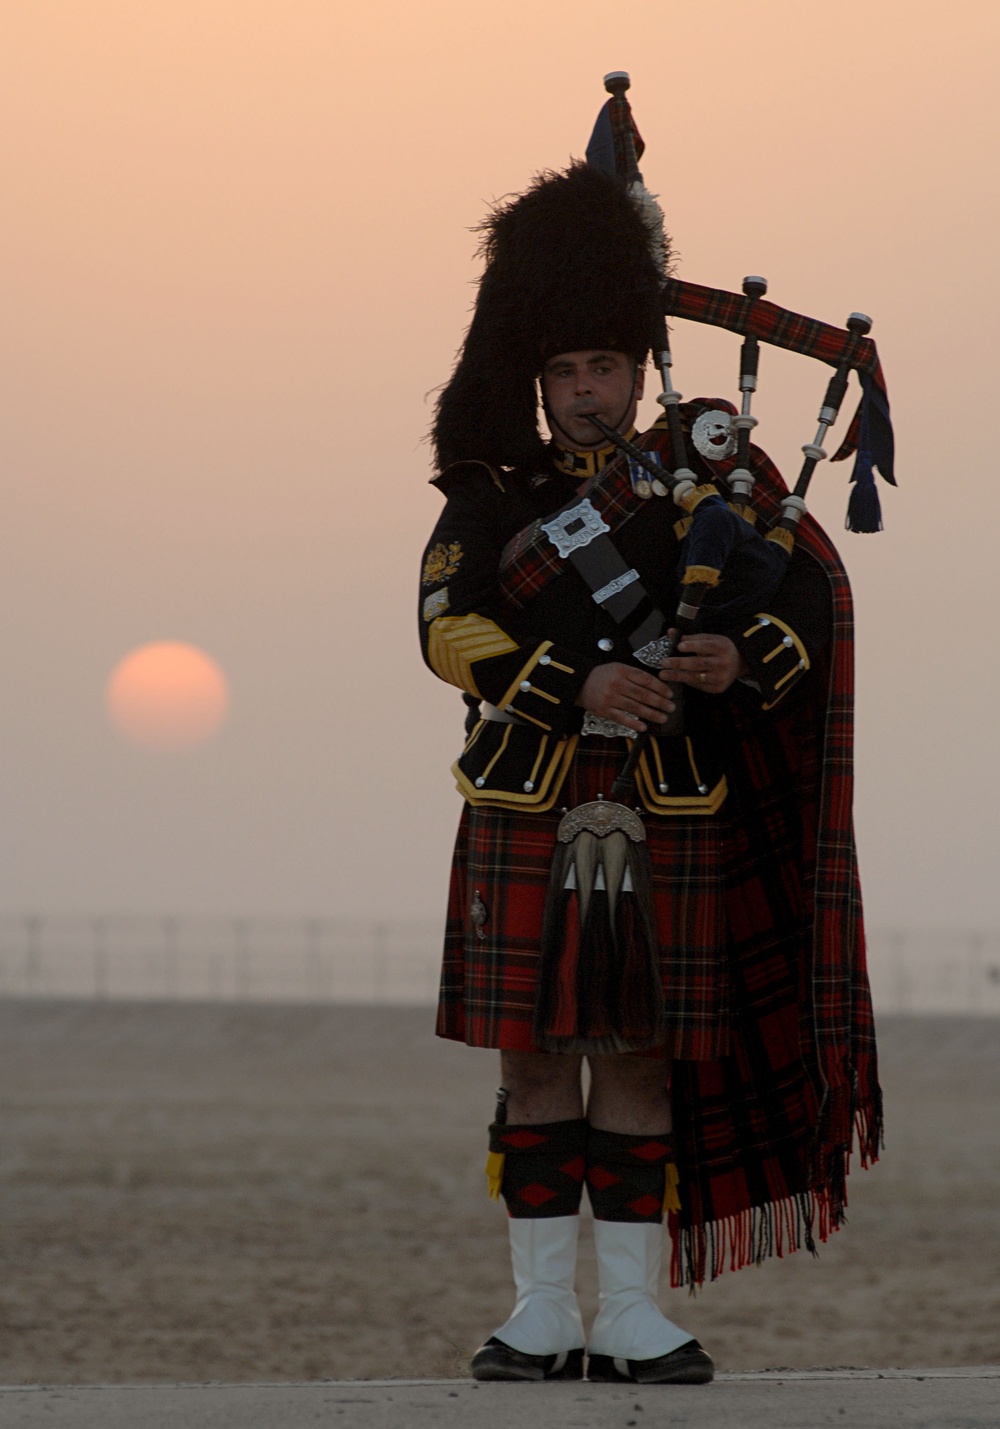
[{"xmin": 422, "ymin": 541, "xmax": 464, "ymax": 587}]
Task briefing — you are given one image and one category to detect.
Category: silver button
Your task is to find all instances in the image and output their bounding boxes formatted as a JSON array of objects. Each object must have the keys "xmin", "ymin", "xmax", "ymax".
[
  {"xmin": 697, "ymin": 783, "xmax": 709, "ymax": 795},
  {"xmin": 519, "ymin": 680, "xmax": 531, "ymax": 692},
  {"xmin": 759, "ymin": 618, "xmax": 771, "ymax": 627},
  {"xmin": 505, "ymin": 704, "xmax": 515, "ymax": 713},
  {"xmin": 475, "ymin": 777, "xmax": 485, "ymax": 788},
  {"xmin": 798, "ymin": 659, "xmax": 806, "ymax": 669},
  {"xmin": 782, "ymin": 635, "xmax": 793, "ymax": 648},
  {"xmin": 539, "ymin": 654, "xmax": 551, "ymax": 665},
  {"xmin": 658, "ymin": 782, "xmax": 669, "ymax": 794},
  {"xmin": 598, "ymin": 638, "xmax": 614, "ymax": 652},
  {"xmin": 523, "ymin": 781, "xmax": 534, "ymax": 793}
]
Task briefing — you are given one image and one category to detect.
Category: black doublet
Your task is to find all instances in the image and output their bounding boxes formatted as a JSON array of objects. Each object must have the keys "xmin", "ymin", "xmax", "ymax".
[{"xmin": 419, "ymin": 425, "xmax": 831, "ymax": 813}]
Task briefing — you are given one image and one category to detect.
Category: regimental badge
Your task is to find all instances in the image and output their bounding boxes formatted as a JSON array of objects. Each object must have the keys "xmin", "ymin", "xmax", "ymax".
[
  {"xmin": 422, "ymin": 587, "xmax": 450, "ymax": 622},
  {"xmin": 422, "ymin": 541, "xmax": 464, "ymax": 587},
  {"xmin": 691, "ymin": 409, "xmax": 737, "ymax": 462}
]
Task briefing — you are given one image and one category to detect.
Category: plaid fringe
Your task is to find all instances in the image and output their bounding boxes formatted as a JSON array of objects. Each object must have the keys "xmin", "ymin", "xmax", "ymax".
[
  {"xmin": 669, "ymin": 1090, "xmax": 884, "ymax": 1290},
  {"xmin": 670, "ymin": 1191, "xmax": 820, "ymax": 1289}
]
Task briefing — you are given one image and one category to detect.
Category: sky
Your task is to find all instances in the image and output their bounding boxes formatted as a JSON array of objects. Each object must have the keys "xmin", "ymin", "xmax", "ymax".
[{"xmin": 0, "ymin": 0, "xmax": 998, "ymax": 932}]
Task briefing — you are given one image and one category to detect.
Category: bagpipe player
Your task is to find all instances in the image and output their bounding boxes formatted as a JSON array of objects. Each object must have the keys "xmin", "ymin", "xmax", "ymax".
[{"xmin": 418, "ymin": 86, "xmax": 885, "ymax": 1387}]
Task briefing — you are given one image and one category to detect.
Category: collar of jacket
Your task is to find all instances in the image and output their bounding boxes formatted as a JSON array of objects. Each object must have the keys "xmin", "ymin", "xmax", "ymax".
[{"xmin": 549, "ymin": 427, "xmax": 638, "ymax": 478}]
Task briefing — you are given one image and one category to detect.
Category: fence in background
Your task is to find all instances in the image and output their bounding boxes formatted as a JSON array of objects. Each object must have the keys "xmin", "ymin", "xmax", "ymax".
[
  {"xmin": 0, "ymin": 914, "xmax": 442, "ymax": 1005},
  {"xmin": 0, "ymin": 914, "xmax": 999, "ymax": 1014}
]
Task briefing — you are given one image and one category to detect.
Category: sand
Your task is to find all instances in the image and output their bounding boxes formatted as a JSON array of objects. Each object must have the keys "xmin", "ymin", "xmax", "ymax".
[{"xmin": 0, "ymin": 1001, "xmax": 997, "ymax": 1383}]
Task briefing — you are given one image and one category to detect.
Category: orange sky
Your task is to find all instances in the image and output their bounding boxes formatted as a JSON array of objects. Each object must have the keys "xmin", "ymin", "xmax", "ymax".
[{"xmin": 0, "ymin": 1, "xmax": 997, "ymax": 929}]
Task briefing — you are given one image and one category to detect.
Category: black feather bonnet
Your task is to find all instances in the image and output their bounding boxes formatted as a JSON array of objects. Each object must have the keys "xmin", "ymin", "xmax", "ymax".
[{"xmin": 432, "ymin": 163, "xmax": 671, "ymax": 473}]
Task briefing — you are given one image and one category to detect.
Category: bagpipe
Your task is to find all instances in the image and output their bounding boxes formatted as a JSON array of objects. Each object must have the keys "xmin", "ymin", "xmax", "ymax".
[{"xmin": 526, "ymin": 73, "xmax": 897, "ymax": 1053}]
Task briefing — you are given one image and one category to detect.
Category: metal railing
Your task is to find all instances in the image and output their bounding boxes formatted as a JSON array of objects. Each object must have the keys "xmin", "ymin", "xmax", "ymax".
[
  {"xmin": 0, "ymin": 914, "xmax": 998, "ymax": 1013},
  {"xmin": 0, "ymin": 913, "xmax": 443, "ymax": 1004},
  {"xmin": 865, "ymin": 926, "xmax": 1000, "ymax": 1016}
]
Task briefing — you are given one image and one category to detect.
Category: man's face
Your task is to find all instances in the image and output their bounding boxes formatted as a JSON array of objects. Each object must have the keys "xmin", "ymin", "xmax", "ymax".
[{"xmin": 541, "ymin": 350, "xmax": 645, "ymax": 450}]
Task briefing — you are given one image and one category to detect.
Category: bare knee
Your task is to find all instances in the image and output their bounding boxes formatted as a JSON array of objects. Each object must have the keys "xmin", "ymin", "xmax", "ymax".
[
  {"xmin": 499, "ymin": 1050, "xmax": 584, "ymax": 1124},
  {"xmin": 587, "ymin": 1053, "xmax": 672, "ymax": 1134}
]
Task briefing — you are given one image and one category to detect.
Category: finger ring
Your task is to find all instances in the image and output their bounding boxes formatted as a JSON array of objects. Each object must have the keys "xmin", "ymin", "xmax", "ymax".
[{"xmin": 699, "ymin": 671, "xmax": 707, "ymax": 685}]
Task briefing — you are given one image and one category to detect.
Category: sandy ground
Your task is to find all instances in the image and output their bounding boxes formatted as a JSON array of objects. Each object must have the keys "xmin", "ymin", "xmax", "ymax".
[{"xmin": 0, "ymin": 1001, "xmax": 997, "ymax": 1383}]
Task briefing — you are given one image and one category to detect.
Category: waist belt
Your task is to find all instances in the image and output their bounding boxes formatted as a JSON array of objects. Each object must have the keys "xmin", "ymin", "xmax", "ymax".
[{"xmin": 484, "ymin": 699, "xmax": 633, "ymax": 741}]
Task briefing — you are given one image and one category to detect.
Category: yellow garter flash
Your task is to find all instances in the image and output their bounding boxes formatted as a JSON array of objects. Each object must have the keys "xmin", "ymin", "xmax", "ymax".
[
  {"xmin": 422, "ymin": 540, "xmax": 464, "ymax": 586},
  {"xmin": 663, "ymin": 1162, "xmax": 681, "ymax": 1215},
  {"xmin": 766, "ymin": 526, "xmax": 796, "ymax": 555},
  {"xmin": 486, "ymin": 1150, "xmax": 505, "ymax": 1201},
  {"xmin": 427, "ymin": 614, "xmax": 518, "ymax": 696},
  {"xmin": 682, "ymin": 564, "xmax": 721, "ymax": 587}
]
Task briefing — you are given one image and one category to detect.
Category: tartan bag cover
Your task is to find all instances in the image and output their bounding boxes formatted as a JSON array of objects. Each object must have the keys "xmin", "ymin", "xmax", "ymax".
[{"xmin": 660, "ymin": 277, "xmax": 895, "ymax": 480}]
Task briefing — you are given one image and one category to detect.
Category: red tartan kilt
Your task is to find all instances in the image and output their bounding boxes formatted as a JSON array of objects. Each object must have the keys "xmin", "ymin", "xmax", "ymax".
[{"xmin": 437, "ymin": 740, "xmax": 730, "ymax": 1059}]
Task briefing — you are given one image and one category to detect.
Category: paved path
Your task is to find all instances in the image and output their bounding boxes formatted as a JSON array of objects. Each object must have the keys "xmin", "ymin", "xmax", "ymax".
[{"xmin": 2, "ymin": 1368, "xmax": 997, "ymax": 1428}]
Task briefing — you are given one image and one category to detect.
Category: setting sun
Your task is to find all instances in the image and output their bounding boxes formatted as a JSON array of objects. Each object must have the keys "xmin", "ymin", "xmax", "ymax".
[{"xmin": 105, "ymin": 642, "xmax": 231, "ymax": 752}]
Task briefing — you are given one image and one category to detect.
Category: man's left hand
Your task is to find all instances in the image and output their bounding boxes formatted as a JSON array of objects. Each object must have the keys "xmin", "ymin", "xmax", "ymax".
[{"xmin": 656, "ymin": 633, "xmax": 747, "ymax": 695}]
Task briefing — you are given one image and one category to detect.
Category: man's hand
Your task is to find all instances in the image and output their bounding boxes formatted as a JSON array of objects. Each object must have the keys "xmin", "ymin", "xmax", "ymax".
[
  {"xmin": 656, "ymin": 633, "xmax": 747, "ymax": 695},
  {"xmin": 576, "ymin": 662, "xmax": 676, "ymax": 732}
]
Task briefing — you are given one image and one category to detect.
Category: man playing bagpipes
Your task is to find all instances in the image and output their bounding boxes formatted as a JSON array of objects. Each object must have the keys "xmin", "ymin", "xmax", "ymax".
[{"xmin": 418, "ymin": 75, "xmax": 892, "ymax": 1386}]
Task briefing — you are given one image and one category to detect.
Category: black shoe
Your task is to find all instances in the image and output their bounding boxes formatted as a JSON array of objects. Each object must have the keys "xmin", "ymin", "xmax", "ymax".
[
  {"xmin": 470, "ymin": 1337, "xmax": 585, "ymax": 1382},
  {"xmin": 587, "ymin": 1339, "xmax": 714, "ymax": 1385}
]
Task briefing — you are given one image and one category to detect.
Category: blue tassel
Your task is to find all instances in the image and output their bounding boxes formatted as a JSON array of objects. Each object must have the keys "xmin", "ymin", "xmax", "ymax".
[
  {"xmin": 846, "ymin": 374, "xmax": 885, "ymax": 533},
  {"xmin": 846, "ymin": 450, "xmax": 883, "ymax": 533}
]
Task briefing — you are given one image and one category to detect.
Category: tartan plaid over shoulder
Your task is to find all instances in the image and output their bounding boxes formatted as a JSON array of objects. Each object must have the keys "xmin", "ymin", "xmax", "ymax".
[{"xmin": 667, "ymin": 447, "xmax": 882, "ymax": 1287}]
